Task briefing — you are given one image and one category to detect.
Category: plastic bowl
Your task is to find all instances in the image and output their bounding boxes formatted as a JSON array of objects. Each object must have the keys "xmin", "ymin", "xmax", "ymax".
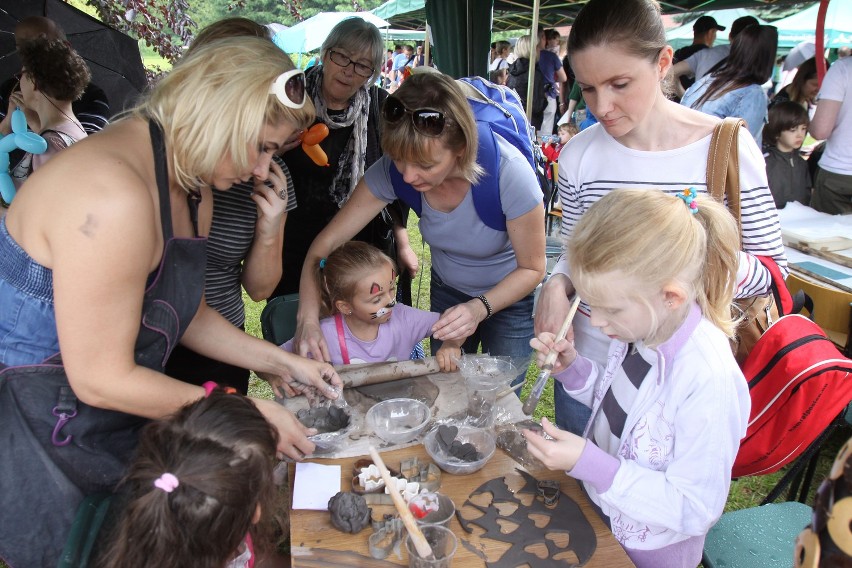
[
  {"xmin": 366, "ymin": 398, "xmax": 432, "ymax": 444},
  {"xmin": 423, "ymin": 425, "xmax": 496, "ymax": 475}
]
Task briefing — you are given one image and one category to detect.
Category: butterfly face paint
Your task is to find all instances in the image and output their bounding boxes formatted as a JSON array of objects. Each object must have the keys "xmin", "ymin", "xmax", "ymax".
[{"xmin": 371, "ymin": 298, "xmax": 397, "ymax": 319}]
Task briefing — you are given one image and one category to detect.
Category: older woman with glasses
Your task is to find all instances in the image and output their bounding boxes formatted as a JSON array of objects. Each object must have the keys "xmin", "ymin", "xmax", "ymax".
[
  {"xmin": 270, "ymin": 17, "xmax": 415, "ymax": 301},
  {"xmin": 293, "ymin": 71, "xmax": 545, "ymax": 381},
  {"xmin": 0, "ymin": 38, "xmax": 341, "ymax": 568}
]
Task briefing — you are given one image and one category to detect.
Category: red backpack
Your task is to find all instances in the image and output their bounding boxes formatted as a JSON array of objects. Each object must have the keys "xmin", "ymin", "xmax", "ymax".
[{"xmin": 732, "ymin": 314, "xmax": 852, "ymax": 477}]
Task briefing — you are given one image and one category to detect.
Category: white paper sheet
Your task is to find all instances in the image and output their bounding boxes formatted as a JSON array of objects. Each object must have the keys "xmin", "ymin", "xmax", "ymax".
[{"xmin": 292, "ymin": 462, "xmax": 341, "ymax": 510}]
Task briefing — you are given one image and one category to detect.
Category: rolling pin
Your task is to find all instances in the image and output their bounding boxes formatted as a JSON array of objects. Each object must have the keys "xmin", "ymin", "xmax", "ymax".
[{"xmin": 335, "ymin": 357, "xmax": 441, "ymax": 388}]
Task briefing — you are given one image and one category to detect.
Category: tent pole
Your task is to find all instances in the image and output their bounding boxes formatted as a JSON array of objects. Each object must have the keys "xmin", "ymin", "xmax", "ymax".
[
  {"xmin": 424, "ymin": 20, "xmax": 430, "ymax": 65},
  {"xmin": 525, "ymin": 0, "xmax": 541, "ymax": 124},
  {"xmin": 816, "ymin": 0, "xmax": 829, "ymax": 82}
]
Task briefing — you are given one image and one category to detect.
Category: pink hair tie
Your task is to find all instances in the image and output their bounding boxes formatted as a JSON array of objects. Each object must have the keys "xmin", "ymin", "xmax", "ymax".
[{"xmin": 154, "ymin": 473, "xmax": 179, "ymax": 493}]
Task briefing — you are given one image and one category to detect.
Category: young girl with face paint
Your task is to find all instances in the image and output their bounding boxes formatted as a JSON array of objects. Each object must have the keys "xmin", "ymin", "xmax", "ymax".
[{"xmin": 281, "ymin": 241, "xmax": 461, "ymax": 371}]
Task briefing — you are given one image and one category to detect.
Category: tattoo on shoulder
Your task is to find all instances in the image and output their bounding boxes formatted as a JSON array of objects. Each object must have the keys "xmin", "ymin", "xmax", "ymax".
[{"xmin": 78, "ymin": 214, "xmax": 98, "ymax": 238}]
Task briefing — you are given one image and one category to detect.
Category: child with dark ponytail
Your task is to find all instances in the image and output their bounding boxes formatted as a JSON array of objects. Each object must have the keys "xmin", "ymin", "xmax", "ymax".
[{"xmin": 98, "ymin": 388, "xmax": 280, "ymax": 568}]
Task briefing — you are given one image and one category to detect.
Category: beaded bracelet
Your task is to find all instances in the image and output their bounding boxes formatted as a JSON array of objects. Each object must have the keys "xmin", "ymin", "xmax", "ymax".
[{"xmin": 476, "ymin": 294, "xmax": 493, "ymax": 320}]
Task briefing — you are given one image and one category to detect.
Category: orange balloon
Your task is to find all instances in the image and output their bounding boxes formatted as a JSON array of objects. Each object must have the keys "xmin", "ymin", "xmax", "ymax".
[
  {"xmin": 301, "ymin": 123, "xmax": 329, "ymax": 146},
  {"xmin": 302, "ymin": 142, "xmax": 329, "ymax": 167}
]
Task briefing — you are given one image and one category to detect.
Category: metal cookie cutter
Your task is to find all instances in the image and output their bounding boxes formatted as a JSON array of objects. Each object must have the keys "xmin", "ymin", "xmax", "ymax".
[
  {"xmin": 368, "ymin": 514, "xmax": 404, "ymax": 560},
  {"xmin": 537, "ymin": 479, "xmax": 561, "ymax": 507}
]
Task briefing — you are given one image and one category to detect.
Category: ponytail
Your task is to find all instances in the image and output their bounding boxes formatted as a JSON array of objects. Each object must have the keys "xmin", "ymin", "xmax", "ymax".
[
  {"xmin": 568, "ymin": 189, "xmax": 739, "ymax": 338},
  {"xmin": 691, "ymin": 195, "xmax": 740, "ymax": 337}
]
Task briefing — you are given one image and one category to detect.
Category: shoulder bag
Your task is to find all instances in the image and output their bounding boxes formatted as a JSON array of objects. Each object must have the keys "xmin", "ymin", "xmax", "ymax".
[{"xmin": 707, "ymin": 117, "xmax": 793, "ymax": 365}]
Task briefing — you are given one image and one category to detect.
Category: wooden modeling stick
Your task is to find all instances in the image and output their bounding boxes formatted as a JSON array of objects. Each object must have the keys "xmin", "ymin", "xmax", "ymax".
[
  {"xmin": 368, "ymin": 446, "xmax": 434, "ymax": 560},
  {"xmin": 522, "ymin": 295, "xmax": 582, "ymax": 415}
]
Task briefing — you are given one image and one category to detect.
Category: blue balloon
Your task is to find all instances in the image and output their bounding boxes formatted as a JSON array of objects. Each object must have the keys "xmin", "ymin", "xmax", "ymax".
[{"xmin": 0, "ymin": 108, "xmax": 47, "ymax": 205}]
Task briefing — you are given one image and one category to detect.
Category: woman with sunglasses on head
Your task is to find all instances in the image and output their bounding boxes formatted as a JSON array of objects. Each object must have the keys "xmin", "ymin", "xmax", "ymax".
[
  {"xmin": 0, "ymin": 37, "xmax": 342, "ymax": 568},
  {"xmin": 270, "ymin": 17, "xmax": 416, "ymax": 305},
  {"xmin": 163, "ymin": 18, "xmax": 298, "ymax": 395},
  {"xmin": 294, "ymin": 71, "xmax": 545, "ymax": 381},
  {"xmin": 534, "ymin": 0, "xmax": 785, "ymax": 439}
]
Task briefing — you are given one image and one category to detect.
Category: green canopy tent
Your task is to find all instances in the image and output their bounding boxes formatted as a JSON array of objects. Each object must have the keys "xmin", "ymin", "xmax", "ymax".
[
  {"xmin": 771, "ymin": 1, "xmax": 852, "ymax": 48},
  {"xmin": 371, "ymin": 0, "xmax": 838, "ymax": 118}
]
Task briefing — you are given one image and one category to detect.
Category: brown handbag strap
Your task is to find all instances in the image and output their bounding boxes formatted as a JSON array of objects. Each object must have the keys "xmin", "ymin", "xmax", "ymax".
[{"xmin": 706, "ymin": 117, "xmax": 745, "ymax": 233}]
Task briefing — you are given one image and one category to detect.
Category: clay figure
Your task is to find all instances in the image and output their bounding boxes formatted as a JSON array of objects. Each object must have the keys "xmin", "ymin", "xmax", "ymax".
[
  {"xmin": 457, "ymin": 469, "xmax": 597, "ymax": 567},
  {"xmin": 436, "ymin": 424, "xmax": 482, "ymax": 462}
]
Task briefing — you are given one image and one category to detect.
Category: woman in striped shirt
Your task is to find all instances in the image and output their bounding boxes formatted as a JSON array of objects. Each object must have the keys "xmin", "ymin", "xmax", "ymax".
[{"xmin": 534, "ymin": 0, "xmax": 786, "ymax": 436}]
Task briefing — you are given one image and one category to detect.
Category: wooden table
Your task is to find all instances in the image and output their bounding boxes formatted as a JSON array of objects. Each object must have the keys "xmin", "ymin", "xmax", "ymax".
[{"xmin": 289, "ymin": 445, "xmax": 635, "ymax": 567}]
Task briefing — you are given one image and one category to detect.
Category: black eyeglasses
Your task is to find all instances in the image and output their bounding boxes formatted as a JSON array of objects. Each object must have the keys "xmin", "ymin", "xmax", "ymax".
[
  {"xmin": 381, "ymin": 97, "xmax": 447, "ymax": 137},
  {"xmin": 328, "ymin": 50, "xmax": 374, "ymax": 78}
]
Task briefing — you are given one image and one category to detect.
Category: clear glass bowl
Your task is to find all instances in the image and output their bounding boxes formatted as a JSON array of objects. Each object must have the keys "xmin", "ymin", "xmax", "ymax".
[
  {"xmin": 366, "ymin": 398, "xmax": 432, "ymax": 444},
  {"xmin": 423, "ymin": 425, "xmax": 496, "ymax": 475}
]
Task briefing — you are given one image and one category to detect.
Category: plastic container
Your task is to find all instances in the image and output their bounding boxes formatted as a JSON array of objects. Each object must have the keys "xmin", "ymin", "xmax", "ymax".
[
  {"xmin": 406, "ymin": 524, "xmax": 457, "ymax": 568},
  {"xmin": 366, "ymin": 398, "xmax": 432, "ymax": 444},
  {"xmin": 412, "ymin": 493, "xmax": 455, "ymax": 528},
  {"xmin": 457, "ymin": 356, "xmax": 518, "ymax": 428},
  {"xmin": 423, "ymin": 425, "xmax": 496, "ymax": 475}
]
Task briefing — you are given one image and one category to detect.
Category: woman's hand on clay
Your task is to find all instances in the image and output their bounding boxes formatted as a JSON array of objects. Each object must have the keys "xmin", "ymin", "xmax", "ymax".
[
  {"xmin": 431, "ymin": 300, "xmax": 485, "ymax": 342},
  {"xmin": 283, "ymin": 354, "xmax": 342, "ymax": 399},
  {"xmin": 251, "ymin": 160, "xmax": 290, "ymax": 235},
  {"xmin": 530, "ymin": 329, "xmax": 577, "ymax": 373},
  {"xmin": 254, "ymin": 398, "xmax": 317, "ymax": 460},
  {"xmin": 257, "ymin": 370, "xmax": 300, "ymax": 398},
  {"xmin": 293, "ymin": 319, "xmax": 331, "ymax": 363},
  {"xmin": 522, "ymin": 417, "xmax": 586, "ymax": 471}
]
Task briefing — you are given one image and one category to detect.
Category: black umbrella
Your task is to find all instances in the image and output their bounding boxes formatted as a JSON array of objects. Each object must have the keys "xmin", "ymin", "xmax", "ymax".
[{"xmin": 0, "ymin": 0, "xmax": 147, "ymax": 113}]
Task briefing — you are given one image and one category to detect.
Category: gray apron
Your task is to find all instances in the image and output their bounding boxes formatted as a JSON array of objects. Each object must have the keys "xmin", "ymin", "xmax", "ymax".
[{"xmin": 0, "ymin": 121, "xmax": 207, "ymax": 568}]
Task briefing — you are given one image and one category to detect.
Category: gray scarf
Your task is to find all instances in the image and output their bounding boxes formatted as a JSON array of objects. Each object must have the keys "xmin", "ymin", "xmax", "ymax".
[{"xmin": 306, "ymin": 65, "xmax": 370, "ymax": 207}]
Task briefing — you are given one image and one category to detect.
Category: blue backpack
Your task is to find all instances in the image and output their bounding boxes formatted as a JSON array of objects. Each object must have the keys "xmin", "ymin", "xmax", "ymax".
[{"xmin": 389, "ymin": 76, "xmax": 537, "ymax": 232}]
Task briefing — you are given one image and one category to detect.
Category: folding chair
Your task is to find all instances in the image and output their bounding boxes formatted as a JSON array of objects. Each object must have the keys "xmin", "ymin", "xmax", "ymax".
[
  {"xmin": 260, "ymin": 294, "xmax": 299, "ymax": 345},
  {"xmin": 545, "ymin": 162, "xmax": 562, "ymax": 236}
]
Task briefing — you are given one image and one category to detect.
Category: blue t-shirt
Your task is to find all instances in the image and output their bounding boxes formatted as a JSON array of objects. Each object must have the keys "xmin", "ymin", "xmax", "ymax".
[
  {"xmin": 538, "ymin": 50, "xmax": 562, "ymax": 98},
  {"xmin": 364, "ymin": 135, "xmax": 541, "ymax": 297}
]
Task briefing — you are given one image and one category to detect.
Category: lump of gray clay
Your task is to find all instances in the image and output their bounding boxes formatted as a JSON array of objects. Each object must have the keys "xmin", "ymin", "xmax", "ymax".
[
  {"xmin": 297, "ymin": 406, "xmax": 351, "ymax": 434},
  {"xmin": 436, "ymin": 424, "xmax": 482, "ymax": 462},
  {"xmin": 328, "ymin": 491, "xmax": 371, "ymax": 533}
]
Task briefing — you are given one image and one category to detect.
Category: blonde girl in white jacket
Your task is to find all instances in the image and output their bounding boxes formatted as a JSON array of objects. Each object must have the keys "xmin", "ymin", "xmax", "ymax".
[{"xmin": 525, "ymin": 188, "xmax": 751, "ymax": 568}]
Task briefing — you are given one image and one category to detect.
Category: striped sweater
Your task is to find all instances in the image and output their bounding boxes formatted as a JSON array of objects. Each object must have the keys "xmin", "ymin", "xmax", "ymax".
[{"xmin": 552, "ymin": 123, "xmax": 787, "ymax": 300}]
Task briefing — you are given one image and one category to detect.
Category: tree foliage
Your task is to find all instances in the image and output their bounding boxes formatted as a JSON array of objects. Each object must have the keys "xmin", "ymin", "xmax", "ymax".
[
  {"xmin": 86, "ymin": 0, "xmax": 194, "ymax": 64},
  {"xmin": 82, "ymin": 0, "xmax": 385, "ymax": 68}
]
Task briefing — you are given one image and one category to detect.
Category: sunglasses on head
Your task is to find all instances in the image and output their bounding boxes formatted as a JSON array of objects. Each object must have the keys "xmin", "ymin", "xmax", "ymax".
[
  {"xmin": 381, "ymin": 96, "xmax": 447, "ymax": 137},
  {"xmin": 269, "ymin": 69, "xmax": 306, "ymax": 109}
]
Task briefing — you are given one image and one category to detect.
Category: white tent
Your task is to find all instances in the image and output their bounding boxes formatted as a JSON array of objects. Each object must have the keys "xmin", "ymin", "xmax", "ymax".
[{"xmin": 272, "ymin": 12, "xmax": 391, "ymax": 54}]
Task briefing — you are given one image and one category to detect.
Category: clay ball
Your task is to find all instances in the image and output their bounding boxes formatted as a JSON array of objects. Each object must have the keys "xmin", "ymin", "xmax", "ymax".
[{"xmin": 328, "ymin": 491, "xmax": 371, "ymax": 534}]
